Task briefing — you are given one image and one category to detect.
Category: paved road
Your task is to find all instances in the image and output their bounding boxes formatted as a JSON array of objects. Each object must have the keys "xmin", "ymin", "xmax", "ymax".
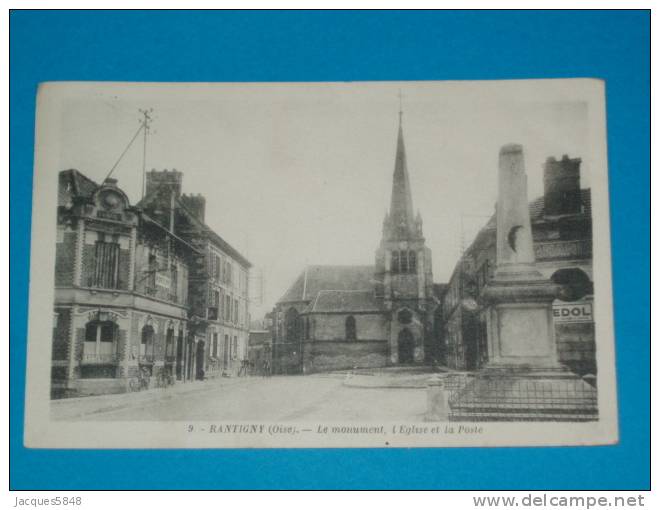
[{"xmin": 73, "ymin": 374, "xmax": 428, "ymax": 422}]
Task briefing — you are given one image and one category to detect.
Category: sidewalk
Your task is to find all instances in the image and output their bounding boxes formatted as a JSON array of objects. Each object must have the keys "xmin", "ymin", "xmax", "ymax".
[
  {"xmin": 339, "ymin": 366, "xmax": 453, "ymax": 389},
  {"xmin": 50, "ymin": 375, "xmax": 253, "ymax": 421}
]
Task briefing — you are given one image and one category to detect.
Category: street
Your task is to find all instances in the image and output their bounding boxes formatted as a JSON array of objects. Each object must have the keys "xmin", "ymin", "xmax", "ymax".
[{"xmin": 52, "ymin": 374, "xmax": 429, "ymax": 422}]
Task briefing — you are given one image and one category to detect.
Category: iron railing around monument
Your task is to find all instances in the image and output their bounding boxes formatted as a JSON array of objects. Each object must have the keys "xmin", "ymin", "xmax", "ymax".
[{"xmin": 444, "ymin": 371, "xmax": 598, "ymax": 422}]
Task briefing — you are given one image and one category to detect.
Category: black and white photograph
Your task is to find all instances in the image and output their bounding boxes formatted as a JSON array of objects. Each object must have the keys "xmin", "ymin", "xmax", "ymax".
[{"xmin": 23, "ymin": 79, "xmax": 617, "ymax": 448}]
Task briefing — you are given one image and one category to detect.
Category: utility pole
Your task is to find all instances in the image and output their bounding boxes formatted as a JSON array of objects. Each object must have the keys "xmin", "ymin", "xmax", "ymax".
[{"xmin": 139, "ymin": 108, "xmax": 153, "ymax": 200}]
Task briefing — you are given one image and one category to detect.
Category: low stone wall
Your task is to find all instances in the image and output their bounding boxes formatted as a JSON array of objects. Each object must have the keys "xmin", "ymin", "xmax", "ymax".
[
  {"xmin": 303, "ymin": 340, "xmax": 388, "ymax": 373},
  {"xmin": 69, "ymin": 377, "xmax": 127, "ymax": 397}
]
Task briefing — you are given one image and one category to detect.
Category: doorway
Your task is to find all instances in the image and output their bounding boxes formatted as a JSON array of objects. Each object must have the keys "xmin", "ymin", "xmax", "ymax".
[
  {"xmin": 196, "ymin": 340, "xmax": 206, "ymax": 380},
  {"xmin": 398, "ymin": 328, "xmax": 415, "ymax": 364}
]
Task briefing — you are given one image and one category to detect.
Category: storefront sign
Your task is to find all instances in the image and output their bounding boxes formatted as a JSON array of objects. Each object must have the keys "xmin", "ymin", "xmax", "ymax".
[
  {"xmin": 156, "ymin": 273, "xmax": 171, "ymax": 288},
  {"xmin": 552, "ymin": 302, "xmax": 593, "ymax": 323}
]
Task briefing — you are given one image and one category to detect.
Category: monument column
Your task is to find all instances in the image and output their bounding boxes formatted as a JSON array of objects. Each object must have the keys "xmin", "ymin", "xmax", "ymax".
[
  {"xmin": 436, "ymin": 143, "xmax": 597, "ymax": 422},
  {"xmin": 482, "ymin": 144, "xmax": 561, "ymax": 369}
]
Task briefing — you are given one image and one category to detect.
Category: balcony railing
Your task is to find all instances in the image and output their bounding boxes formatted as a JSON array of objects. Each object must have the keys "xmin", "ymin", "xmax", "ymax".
[
  {"xmin": 138, "ymin": 354, "xmax": 156, "ymax": 364},
  {"xmin": 534, "ymin": 239, "xmax": 592, "ymax": 261},
  {"xmin": 80, "ymin": 353, "xmax": 120, "ymax": 365}
]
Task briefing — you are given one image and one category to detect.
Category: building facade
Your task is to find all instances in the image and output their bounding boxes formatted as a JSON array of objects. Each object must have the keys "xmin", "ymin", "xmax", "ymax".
[
  {"xmin": 51, "ymin": 168, "xmax": 251, "ymax": 397},
  {"xmin": 133, "ymin": 170, "xmax": 251, "ymax": 380},
  {"xmin": 271, "ymin": 117, "xmax": 440, "ymax": 374},
  {"xmin": 441, "ymin": 155, "xmax": 595, "ymax": 376}
]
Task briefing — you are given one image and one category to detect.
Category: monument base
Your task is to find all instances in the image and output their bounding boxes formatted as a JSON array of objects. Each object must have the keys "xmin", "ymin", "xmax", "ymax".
[{"xmin": 448, "ymin": 365, "xmax": 598, "ymax": 422}]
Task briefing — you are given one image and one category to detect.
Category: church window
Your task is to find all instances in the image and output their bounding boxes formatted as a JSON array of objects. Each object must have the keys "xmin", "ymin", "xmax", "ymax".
[
  {"xmin": 397, "ymin": 309, "xmax": 413, "ymax": 324},
  {"xmin": 345, "ymin": 316, "xmax": 357, "ymax": 341},
  {"xmin": 409, "ymin": 251, "xmax": 417, "ymax": 273},
  {"xmin": 392, "ymin": 251, "xmax": 400, "ymax": 274},
  {"xmin": 400, "ymin": 250, "xmax": 409, "ymax": 273}
]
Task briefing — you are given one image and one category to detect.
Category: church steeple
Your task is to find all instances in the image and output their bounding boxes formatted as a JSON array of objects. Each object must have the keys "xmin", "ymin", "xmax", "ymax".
[{"xmin": 387, "ymin": 110, "xmax": 418, "ymax": 240}]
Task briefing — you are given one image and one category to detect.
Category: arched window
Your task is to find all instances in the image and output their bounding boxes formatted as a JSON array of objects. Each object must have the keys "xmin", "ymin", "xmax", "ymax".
[
  {"xmin": 392, "ymin": 251, "xmax": 400, "ymax": 274},
  {"xmin": 141, "ymin": 324, "xmax": 155, "ymax": 362},
  {"xmin": 551, "ymin": 268, "xmax": 593, "ymax": 302},
  {"xmin": 409, "ymin": 251, "xmax": 417, "ymax": 273},
  {"xmin": 400, "ymin": 250, "xmax": 409, "ymax": 273},
  {"xmin": 345, "ymin": 316, "xmax": 357, "ymax": 341},
  {"xmin": 83, "ymin": 320, "xmax": 117, "ymax": 362}
]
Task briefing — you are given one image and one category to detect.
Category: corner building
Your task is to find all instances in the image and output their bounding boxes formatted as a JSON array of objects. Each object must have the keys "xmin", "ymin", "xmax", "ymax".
[{"xmin": 51, "ymin": 168, "xmax": 250, "ymax": 397}]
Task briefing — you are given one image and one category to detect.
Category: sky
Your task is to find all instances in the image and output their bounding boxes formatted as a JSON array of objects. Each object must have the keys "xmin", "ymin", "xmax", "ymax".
[{"xmin": 54, "ymin": 81, "xmax": 590, "ymax": 318}]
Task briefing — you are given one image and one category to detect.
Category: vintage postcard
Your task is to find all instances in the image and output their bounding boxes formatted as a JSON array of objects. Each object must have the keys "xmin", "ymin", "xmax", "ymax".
[{"xmin": 23, "ymin": 79, "xmax": 618, "ymax": 448}]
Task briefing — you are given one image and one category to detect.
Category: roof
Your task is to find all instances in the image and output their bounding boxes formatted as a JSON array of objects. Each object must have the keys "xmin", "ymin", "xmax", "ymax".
[
  {"xmin": 137, "ymin": 179, "xmax": 251, "ymax": 268},
  {"xmin": 483, "ymin": 189, "xmax": 591, "ymax": 228},
  {"xmin": 308, "ymin": 290, "xmax": 384, "ymax": 313},
  {"xmin": 449, "ymin": 188, "xmax": 593, "ymax": 283},
  {"xmin": 58, "ymin": 169, "xmax": 99, "ymax": 206},
  {"xmin": 248, "ymin": 330, "xmax": 271, "ymax": 345},
  {"xmin": 432, "ymin": 283, "xmax": 449, "ymax": 300},
  {"xmin": 278, "ymin": 265, "xmax": 375, "ymax": 304}
]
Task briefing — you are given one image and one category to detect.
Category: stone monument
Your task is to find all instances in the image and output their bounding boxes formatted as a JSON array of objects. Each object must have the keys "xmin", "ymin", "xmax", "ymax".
[{"xmin": 447, "ymin": 144, "xmax": 597, "ymax": 421}]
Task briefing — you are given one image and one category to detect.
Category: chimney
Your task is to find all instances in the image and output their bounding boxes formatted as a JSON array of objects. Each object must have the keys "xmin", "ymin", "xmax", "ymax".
[
  {"xmin": 543, "ymin": 155, "xmax": 582, "ymax": 216},
  {"xmin": 181, "ymin": 193, "xmax": 206, "ymax": 223},
  {"xmin": 145, "ymin": 168, "xmax": 183, "ymax": 199}
]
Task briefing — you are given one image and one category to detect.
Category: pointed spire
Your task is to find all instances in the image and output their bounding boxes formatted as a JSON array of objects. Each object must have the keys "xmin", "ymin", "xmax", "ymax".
[{"xmin": 389, "ymin": 107, "xmax": 415, "ymax": 238}]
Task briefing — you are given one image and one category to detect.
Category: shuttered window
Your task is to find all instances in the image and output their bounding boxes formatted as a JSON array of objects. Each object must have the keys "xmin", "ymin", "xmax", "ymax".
[{"xmin": 93, "ymin": 239, "xmax": 120, "ymax": 289}]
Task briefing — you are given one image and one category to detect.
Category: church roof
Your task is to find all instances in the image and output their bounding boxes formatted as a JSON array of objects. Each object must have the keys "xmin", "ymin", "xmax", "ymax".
[
  {"xmin": 308, "ymin": 290, "xmax": 384, "ymax": 313},
  {"xmin": 277, "ymin": 265, "xmax": 375, "ymax": 304}
]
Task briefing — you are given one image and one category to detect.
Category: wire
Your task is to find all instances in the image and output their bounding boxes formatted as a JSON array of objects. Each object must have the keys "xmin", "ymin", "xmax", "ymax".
[{"xmin": 102, "ymin": 122, "xmax": 145, "ymax": 184}]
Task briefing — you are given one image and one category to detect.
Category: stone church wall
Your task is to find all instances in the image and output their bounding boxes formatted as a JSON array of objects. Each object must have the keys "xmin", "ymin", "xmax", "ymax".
[
  {"xmin": 302, "ymin": 340, "xmax": 389, "ymax": 373},
  {"xmin": 312, "ymin": 313, "xmax": 388, "ymax": 341}
]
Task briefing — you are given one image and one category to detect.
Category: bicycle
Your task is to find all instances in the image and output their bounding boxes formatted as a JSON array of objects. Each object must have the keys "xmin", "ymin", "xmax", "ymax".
[
  {"xmin": 128, "ymin": 366, "xmax": 151, "ymax": 392},
  {"xmin": 156, "ymin": 370, "xmax": 174, "ymax": 388}
]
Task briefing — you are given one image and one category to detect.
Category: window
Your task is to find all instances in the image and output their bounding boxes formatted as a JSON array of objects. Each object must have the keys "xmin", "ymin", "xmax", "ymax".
[
  {"xmin": 345, "ymin": 316, "xmax": 357, "ymax": 341},
  {"xmin": 171, "ymin": 264, "xmax": 178, "ymax": 300},
  {"xmin": 224, "ymin": 334, "xmax": 230, "ymax": 367},
  {"xmin": 233, "ymin": 336, "xmax": 238, "ymax": 360},
  {"xmin": 409, "ymin": 251, "xmax": 417, "ymax": 273},
  {"xmin": 392, "ymin": 251, "xmax": 400, "ymax": 273},
  {"xmin": 147, "ymin": 251, "xmax": 157, "ymax": 293},
  {"xmin": 400, "ymin": 250, "xmax": 409, "ymax": 273},
  {"xmin": 212, "ymin": 332, "xmax": 219, "ymax": 358},
  {"xmin": 225, "ymin": 296, "xmax": 231, "ymax": 322},
  {"xmin": 93, "ymin": 234, "xmax": 120, "ymax": 288},
  {"xmin": 391, "ymin": 250, "xmax": 417, "ymax": 274},
  {"xmin": 165, "ymin": 327, "xmax": 175, "ymax": 359},
  {"xmin": 140, "ymin": 325, "xmax": 155, "ymax": 361},
  {"xmin": 83, "ymin": 320, "xmax": 117, "ymax": 361},
  {"xmin": 234, "ymin": 299, "xmax": 239, "ymax": 323}
]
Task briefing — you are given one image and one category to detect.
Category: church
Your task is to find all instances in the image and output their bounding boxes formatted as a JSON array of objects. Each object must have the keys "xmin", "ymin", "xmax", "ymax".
[{"xmin": 271, "ymin": 114, "xmax": 442, "ymax": 374}]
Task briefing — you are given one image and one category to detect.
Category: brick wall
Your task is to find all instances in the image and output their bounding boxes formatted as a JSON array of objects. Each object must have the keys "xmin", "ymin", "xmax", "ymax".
[
  {"xmin": 81, "ymin": 243, "xmax": 95, "ymax": 287},
  {"xmin": 55, "ymin": 231, "xmax": 76, "ymax": 286},
  {"xmin": 556, "ymin": 322, "xmax": 596, "ymax": 375},
  {"xmin": 118, "ymin": 248, "xmax": 130, "ymax": 290},
  {"xmin": 52, "ymin": 307, "xmax": 71, "ymax": 361}
]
